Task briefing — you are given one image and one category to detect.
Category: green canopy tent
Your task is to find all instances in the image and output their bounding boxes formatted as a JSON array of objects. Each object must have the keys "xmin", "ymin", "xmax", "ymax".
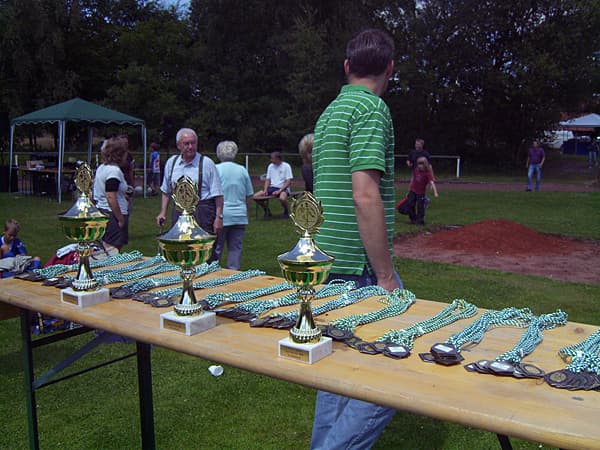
[{"xmin": 9, "ymin": 98, "xmax": 147, "ymax": 203}]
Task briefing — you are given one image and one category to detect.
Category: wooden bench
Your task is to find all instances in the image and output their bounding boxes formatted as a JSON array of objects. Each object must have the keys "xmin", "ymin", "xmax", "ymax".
[
  {"xmin": 252, "ymin": 191, "xmax": 304, "ymax": 219},
  {"xmin": 252, "ymin": 195, "xmax": 276, "ymax": 218}
]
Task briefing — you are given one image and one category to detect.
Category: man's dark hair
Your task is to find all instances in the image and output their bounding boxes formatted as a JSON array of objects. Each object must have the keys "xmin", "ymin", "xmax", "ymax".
[{"xmin": 346, "ymin": 29, "xmax": 394, "ymax": 77}]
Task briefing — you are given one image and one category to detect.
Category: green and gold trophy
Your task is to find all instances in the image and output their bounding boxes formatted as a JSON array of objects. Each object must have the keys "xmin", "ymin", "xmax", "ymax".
[
  {"xmin": 158, "ymin": 176, "xmax": 216, "ymax": 335},
  {"xmin": 277, "ymin": 192, "xmax": 334, "ymax": 364},
  {"xmin": 58, "ymin": 163, "xmax": 110, "ymax": 307}
]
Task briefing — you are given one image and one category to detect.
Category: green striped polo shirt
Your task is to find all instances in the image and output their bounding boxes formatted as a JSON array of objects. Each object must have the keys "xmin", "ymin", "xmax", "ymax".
[{"xmin": 313, "ymin": 83, "xmax": 396, "ymax": 276}]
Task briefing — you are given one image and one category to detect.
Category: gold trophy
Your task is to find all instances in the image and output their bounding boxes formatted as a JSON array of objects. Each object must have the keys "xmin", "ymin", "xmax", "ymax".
[
  {"xmin": 277, "ymin": 192, "xmax": 335, "ymax": 364},
  {"xmin": 158, "ymin": 176, "xmax": 216, "ymax": 335},
  {"xmin": 58, "ymin": 163, "xmax": 110, "ymax": 307}
]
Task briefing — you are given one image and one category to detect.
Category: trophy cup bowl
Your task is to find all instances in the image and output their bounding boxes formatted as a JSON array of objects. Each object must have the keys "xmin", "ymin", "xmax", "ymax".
[
  {"xmin": 157, "ymin": 175, "xmax": 216, "ymax": 328},
  {"xmin": 276, "ymin": 192, "xmax": 335, "ymax": 363}
]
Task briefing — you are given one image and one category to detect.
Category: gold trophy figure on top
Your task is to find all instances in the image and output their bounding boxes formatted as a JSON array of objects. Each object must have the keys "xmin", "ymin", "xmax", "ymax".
[
  {"xmin": 277, "ymin": 192, "xmax": 335, "ymax": 363},
  {"xmin": 58, "ymin": 163, "xmax": 110, "ymax": 307},
  {"xmin": 158, "ymin": 176, "xmax": 217, "ymax": 335}
]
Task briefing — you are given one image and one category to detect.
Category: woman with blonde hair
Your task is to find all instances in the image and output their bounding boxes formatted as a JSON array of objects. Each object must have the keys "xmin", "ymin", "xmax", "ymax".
[{"xmin": 298, "ymin": 133, "xmax": 314, "ymax": 192}]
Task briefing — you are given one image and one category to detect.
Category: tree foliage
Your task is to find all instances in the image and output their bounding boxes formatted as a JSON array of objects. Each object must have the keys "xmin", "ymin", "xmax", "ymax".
[{"xmin": 1, "ymin": 0, "xmax": 599, "ymax": 163}]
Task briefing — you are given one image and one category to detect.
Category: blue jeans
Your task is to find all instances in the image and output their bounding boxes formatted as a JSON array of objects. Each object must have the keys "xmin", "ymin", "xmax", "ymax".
[
  {"xmin": 527, "ymin": 164, "xmax": 542, "ymax": 191},
  {"xmin": 213, "ymin": 224, "xmax": 246, "ymax": 270},
  {"xmin": 310, "ymin": 267, "xmax": 402, "ymax": 450}
]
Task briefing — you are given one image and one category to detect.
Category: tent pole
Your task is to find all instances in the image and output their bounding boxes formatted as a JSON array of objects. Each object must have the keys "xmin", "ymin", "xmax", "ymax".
[
  {"xmin": 57, "ymin": 121, "xmax": 64, "ymax": 204},
  {"xmin": 142, "ymin": 125, "xmax": 147, "ymax": 198},
  {"xmin": 87, "ymin": 127, "xmax": 93, "ymax": 165},
  {"xmin": 9, "ymin": 124, "xmax": 15, "ymax": 193}
]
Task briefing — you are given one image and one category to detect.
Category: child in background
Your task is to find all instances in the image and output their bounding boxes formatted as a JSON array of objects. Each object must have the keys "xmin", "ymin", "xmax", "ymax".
[
  {"xmin": 406, "ymin": 156, "xmax": 438, "ymax": 225},
  {"xmin": 0, "ymin": 219, "xmax": 41, "ymax": 276},
  {"xmin": 149, "ymin": 142, "xmax": 161, "ymax": 196}
]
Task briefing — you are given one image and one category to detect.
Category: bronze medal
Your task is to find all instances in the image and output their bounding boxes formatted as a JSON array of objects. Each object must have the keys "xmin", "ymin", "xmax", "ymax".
[
  {"xmin": 345, "ymin": 336, "xmax": 363, "ymax": 350},
  {"xmin": 111, "ymin": 287, "xmax": 133, "ymax": 299},
  {"xmin": 545, "ymin": 369, "xmax": 572, "ymax": 389},
  {"xmin": 325, "ymin": 326, "xmax": 353, "ymax": 341},
  {"xmin": 513, "ymin": 362, "xmax": 545, "ymax": 379},
  {"xmin": 419, "ymin": 352, "xmax": 437, "ymax": 363},
  {"xmin": 150, "ymin": 298, "xmax": 173, "ymax": 308},
  {"xmin": 357, "ymin": 342, "xmax": 380, "ymax": 355}
]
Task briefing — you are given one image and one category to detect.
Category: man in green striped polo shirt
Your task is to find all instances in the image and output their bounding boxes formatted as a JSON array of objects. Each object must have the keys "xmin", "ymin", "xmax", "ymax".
[{"xmin": 310, "ymin": 29, "xmax": 401, "ymax": 450}]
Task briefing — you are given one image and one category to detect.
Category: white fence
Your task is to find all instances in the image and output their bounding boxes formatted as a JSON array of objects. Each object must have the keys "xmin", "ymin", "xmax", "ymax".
[{"xmin": 242, "ymin": 153, "xmax": 462, "ymax": 178}]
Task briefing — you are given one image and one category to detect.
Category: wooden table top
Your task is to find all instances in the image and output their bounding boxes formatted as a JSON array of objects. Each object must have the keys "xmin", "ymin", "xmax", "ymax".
[{"xmin": 1, "ymin": 272, "xmax": 599, "ymax": 449}]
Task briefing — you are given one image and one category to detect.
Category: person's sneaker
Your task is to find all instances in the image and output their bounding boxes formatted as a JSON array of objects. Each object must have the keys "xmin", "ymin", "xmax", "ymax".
[
  {"xmin": 282, "ymin": 209, "xmax": 289, "ymax": 219},
  {"xmin": 525, "ymin": 188, "xmax": 532, "ymax": 192}
]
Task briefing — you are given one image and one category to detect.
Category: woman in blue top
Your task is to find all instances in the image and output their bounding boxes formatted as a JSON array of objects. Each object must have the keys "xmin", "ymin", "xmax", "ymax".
[{"xmin": 213, "ymin": 141, "xmax": 254, "ymax": 270}]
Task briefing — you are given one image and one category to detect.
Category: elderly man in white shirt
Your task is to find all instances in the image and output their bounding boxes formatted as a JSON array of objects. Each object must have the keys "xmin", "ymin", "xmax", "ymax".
[{"xmin": 156, "ymin": 128, "xmax": 224, "ymax": 260}]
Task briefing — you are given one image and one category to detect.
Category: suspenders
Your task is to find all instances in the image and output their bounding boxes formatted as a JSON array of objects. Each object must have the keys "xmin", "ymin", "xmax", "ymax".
[
  {"xmin": 167, "ymin": 153, "xmax": 216, "ymax": 236},
  {"xmin": 168, "ymin": 153, "xmax": 204, "ymax": 196}
]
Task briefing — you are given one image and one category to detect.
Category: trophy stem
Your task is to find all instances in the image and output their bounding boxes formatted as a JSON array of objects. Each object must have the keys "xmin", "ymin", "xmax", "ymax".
[
  {"xmin": 290, "ymin": 286, "xmax": 322, "ymax": 344},
  {"xmin": 174, "ymin": 267, "xmax": 203, "ymax": 316},
  {"xmin": 72, "ymin": 242, "xmax": 99, "ymax": 291}
]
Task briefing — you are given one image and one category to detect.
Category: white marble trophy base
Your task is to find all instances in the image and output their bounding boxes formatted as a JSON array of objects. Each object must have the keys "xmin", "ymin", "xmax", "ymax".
[
  {"xmin": 61, "ymin": 287, "xmax": 110, "ymax": 308},
  {"xmin": 160, "ymin": 310, "xmax": 216, "ymax": 336},
  {"xmin": 278, "ymin": 336, "xmax": 332, "ymax": 364}
]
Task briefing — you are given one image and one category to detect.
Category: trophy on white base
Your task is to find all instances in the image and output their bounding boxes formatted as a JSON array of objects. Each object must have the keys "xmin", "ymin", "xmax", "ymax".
[
  {"xmin": 58, "ymin": 163, "xmax": 110, "ymax": 307},
  {"xmin": 158, "ymin": 176, "xmax": 216, "ymax": 335},
  {"xmin": 277, "ymin": 192, "xmax": 334, "ymax": 364}
]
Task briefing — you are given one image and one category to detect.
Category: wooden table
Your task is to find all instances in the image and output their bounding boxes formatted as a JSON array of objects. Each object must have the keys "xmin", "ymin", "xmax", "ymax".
[
  {"xmin": 17, "ymin": 166, "xmax": 76, "ymax": 197},
  {"xmin": 1, "ymin": 273, "xmax": 599, "ymax": 449}
]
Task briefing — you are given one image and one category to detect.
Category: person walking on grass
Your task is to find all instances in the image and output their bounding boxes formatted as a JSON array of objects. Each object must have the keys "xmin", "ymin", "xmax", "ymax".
[
  {"xmin": 406, "ymin": 156, "xmax": 438, "ymax": 225},
  {"xmin": 526, "ymin": 140, "xmax": 545, "ymax": 192}
]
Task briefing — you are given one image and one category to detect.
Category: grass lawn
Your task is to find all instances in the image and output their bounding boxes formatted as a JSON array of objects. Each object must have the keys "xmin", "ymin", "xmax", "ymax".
[{"xmin": 0, "ymin": 185, "xmax": 599, "ymax": 449}]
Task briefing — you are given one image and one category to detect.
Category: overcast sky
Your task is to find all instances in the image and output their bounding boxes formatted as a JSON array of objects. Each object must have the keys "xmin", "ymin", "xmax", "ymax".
[{"xmin": 160, "ymin": 0, "xmax": 190, "ymax": 10}]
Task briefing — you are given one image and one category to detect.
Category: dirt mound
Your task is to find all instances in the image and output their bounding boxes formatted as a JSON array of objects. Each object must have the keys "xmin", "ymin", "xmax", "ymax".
[
  {"xmin": 394, "ymin": 219, "xmax": 600, "ymax": 285},
  {"xmin": 420, "ymin": 219, "xmax": 578, "ymax": 256}
]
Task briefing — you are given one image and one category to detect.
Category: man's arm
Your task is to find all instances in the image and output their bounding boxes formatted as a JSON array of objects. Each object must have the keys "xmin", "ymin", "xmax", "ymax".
[
  {"xmin": 156, "ymin": 192, "xmax": 170, "ymax": 226},
  {"xmin": 213, "ymin": 195, "xmax": 224, "ymax": 233},
  {"xmin": 276, "ymin": 178, "xmax": 292, "ymax": 193},
  {"xmin": 262, "ymin": 177, "xmax": 271, "ymax": 193},
  {"xmin": 352, "ymin": 169, "xmax": 399, "ymax": 291}
]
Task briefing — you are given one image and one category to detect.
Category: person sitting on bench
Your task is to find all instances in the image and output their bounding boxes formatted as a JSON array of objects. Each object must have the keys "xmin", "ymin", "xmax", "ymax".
[{"xmin": 253, "ymin": 151, "xmax": 293, "ymax": 218}]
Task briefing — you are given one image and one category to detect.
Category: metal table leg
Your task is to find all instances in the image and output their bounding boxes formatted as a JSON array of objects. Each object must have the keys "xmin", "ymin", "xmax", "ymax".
[
  {"xmin": 20, "ymin": 310, "xmax": 39, "ymax": 450},
  {"xmin": 136, "ymin": 341, "xmax": 155, "ymax": 450}
]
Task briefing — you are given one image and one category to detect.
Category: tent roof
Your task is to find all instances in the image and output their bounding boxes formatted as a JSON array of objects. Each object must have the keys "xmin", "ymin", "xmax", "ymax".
[
  {"xmin": 10, "ymin": 97, "xmax": 144, "ymax": 126},
  {"xmin": 559, "ymin": 113, "xmax": 600, "ymax": 128}
]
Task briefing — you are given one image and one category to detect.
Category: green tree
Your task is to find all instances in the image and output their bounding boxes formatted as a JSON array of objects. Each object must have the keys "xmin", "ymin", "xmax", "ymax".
[{"xmin": 386, "ymin": 0, "xmax": 600, "ymax": 164}]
